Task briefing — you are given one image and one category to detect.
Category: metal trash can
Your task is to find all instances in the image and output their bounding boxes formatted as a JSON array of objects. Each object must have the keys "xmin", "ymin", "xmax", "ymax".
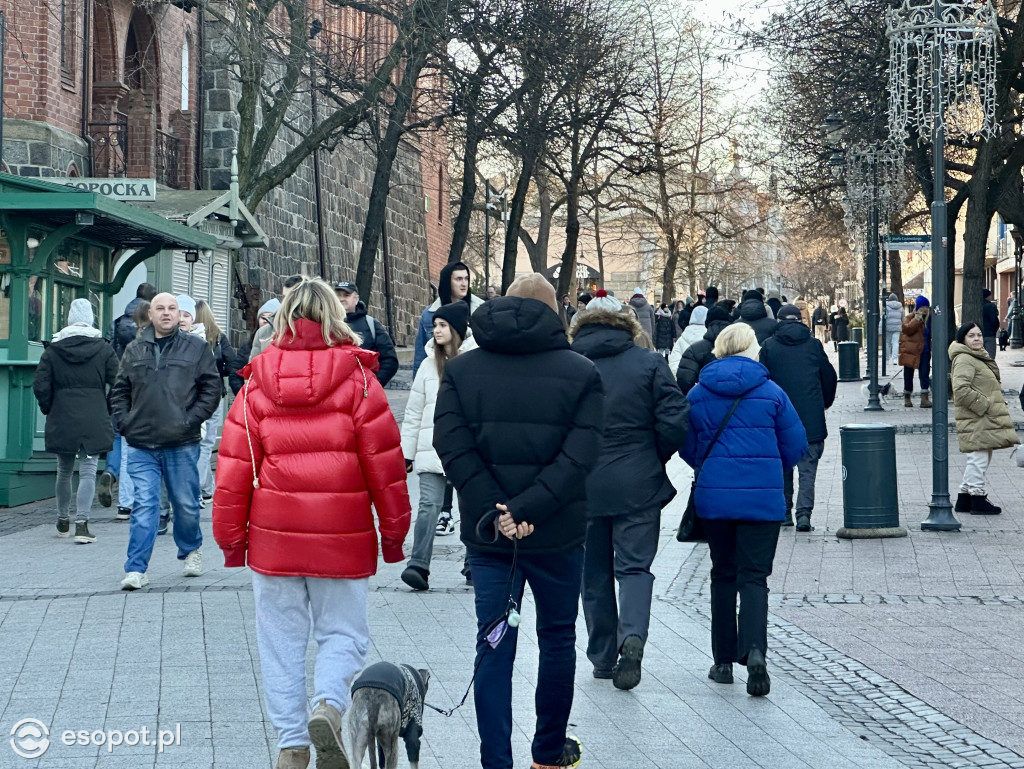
[
  {"xmin": 837, "ymin": 423, "xmax": 907, "ymax": 539},
  {"xmin": 837, "ymin": 341, "xmax": 861, "ymax": 382},
  {"xmin": 851, "ymin": 326, "xmax": 864, "ymax": 346}
]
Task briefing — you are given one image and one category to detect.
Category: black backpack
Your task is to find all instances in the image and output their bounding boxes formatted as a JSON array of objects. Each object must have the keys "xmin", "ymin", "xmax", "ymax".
[{"xmin": 112, "ymin": 315, "xmax": 138, "ymax": 359}]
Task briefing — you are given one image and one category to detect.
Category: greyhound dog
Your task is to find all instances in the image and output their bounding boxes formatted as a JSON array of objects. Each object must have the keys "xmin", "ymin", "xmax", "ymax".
[{"xmin": 348, "ymin": 662, "xmax": 429, "ymax": 769}]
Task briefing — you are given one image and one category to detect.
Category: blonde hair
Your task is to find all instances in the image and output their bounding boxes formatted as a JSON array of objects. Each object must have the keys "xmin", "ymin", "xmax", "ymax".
[
  {"xmin": 194, "ymin": 300, "xmax": 222, "ymax": 346},
  {"xmin": 713, "ymin": 323, "xmax": 758, "ymax": 359},
  {"xmin": 273, "ymin": 278, "xmax": 361, "ymax": 347}
]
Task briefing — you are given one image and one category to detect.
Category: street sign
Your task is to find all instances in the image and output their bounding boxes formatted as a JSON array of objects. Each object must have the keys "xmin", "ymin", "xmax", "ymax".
[
  {"xmin": 881, "ymin": 234, "xmax": 931, "ymax": 251},
  {"xmin": 51, "ymin": 177, "xmax": 157, "ymax": 202}
]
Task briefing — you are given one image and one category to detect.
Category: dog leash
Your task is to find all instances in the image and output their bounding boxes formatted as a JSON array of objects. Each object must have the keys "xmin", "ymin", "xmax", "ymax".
[{"xmin": 424, "ymin": 510, "xmax": 521, "ymax": 718}]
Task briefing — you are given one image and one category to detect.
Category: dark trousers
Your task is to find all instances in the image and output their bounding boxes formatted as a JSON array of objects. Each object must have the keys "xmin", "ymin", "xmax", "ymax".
[
  {"xmin": 903, "ymin": 351, "xmax": 931, "ymax": 392},
  {"xmin": 582, "ymin": 511, "xmax": 659, "ymax": 672},
  {"xmin": 467, "ymin": 546, "xmax": 584, "ymax": 769},
  {"xmin": 703, "ymin": 519, "xmax": 781, "ymax": 666}
]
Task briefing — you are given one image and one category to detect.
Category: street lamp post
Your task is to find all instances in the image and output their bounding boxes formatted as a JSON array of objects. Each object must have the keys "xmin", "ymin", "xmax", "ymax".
[
  {"xmin": 1011, "ymin": 226, "xmax": 1023, "ymax": 348},
  {"xmin": 888, "ymin": 0, "xmax": 999, "ymax": 532}
]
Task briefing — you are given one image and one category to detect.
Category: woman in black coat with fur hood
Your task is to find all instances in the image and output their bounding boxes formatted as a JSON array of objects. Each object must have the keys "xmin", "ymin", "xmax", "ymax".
[{"xmin": 570, "ymin": 302, "xmax": 690, "ymax": 691}]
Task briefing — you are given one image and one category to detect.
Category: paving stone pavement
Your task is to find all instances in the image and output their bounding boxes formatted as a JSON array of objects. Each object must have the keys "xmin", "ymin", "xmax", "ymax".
[{"xmin": 3, "ymin": 352, "xmax": 1024, "ymax": 768}]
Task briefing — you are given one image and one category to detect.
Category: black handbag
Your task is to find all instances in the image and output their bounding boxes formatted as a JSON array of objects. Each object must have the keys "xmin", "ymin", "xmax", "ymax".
[{"xmin": 677, "ymin": 397, "xmax": 742, "ymax": 542}]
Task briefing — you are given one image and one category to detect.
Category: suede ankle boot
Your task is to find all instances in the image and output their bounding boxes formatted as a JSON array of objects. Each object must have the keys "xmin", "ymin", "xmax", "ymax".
[
  {"xmin": 904, "ymin": 393, "xmax": 913, "ymax": 408},
  {"xmin": 970, "ymin": 495, "xmax": 1001, "ymax": 515},
  {"xmin": 954, "ymin": 492, "xmax": 971, "ymax": 513},
  {"xmin": 920, "ymin": 391, "xmax": 932, "ymax": 409}
]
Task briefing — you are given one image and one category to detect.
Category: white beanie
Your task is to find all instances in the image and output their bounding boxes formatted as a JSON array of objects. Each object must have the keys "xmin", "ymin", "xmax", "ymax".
[
  {"xmin": 690, "ymin": 306, "xmax": 708, "ymax": 326},
  {"xmin": 176, "ymin": 294, "xmax": 196, "ymax": 318},
  {"xmin": 68, "ymin": 298, "xmax": 94, "ymax": 326},
  {"xmin": 587, "ymin": 289, "xmax": 623, "ymax": 313},
  {"xmin": 632, "ymin": 287, "xmax": 645, "ymax": 297}
]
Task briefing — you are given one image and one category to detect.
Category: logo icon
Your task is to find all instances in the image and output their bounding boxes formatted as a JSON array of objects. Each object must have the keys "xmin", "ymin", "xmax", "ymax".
[{"xmin": 10, "ymin": 718, "xmax": 50, "ymax": 759}]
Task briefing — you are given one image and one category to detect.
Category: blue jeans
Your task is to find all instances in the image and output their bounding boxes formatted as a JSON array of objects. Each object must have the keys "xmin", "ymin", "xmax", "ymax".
[
  {"xmin": 124, "ymin": 444, "xmax": 203, "ymax": 573},
  {"xmin": 467, "ymin": 545, "xmax": 584, "ymax": 769},
  {"xmin": 198, "ymin": 400, "xmax": 224, "ymax": 496},
  {"xmin": 107, "ymin": 429, "xmax": 121, "ymax": 479}
]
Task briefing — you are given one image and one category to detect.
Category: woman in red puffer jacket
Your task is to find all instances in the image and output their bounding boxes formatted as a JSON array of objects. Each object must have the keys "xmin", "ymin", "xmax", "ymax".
[{"xmin": 213, "ymin": 278, "xmax": 410, "ymax": 769}]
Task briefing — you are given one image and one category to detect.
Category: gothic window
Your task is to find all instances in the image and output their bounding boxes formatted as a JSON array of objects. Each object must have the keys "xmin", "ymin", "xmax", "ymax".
[
  {"xmin": 181, "ymin": 37, "xmax": 190, "ymax": 111},
  {"xmin": 60, "ymin": 0, "xmax": 76, "ymax": 84}
]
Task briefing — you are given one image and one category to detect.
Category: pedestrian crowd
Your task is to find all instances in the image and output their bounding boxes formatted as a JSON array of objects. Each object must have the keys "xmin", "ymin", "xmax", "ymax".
[{"xmin": 28, "ymin": 268, "xmax": 1017, "ymax": 769}]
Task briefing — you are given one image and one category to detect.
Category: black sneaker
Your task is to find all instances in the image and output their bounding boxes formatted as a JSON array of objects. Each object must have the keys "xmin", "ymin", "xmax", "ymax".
[
  {"xmin": 115, "ymin": 507, "xmax": 131, "ymax": 521},
  {"xmin": 157, "ymin": 514, "xmax": 170, "ymax": 536},
  {"xmin": 612, "ymin": 635, "xmax": 644, "ymax": 691},
  {"xmin": 74, "ymin": 521, "xmax": 96, "ymax": 544},
  {"xmin": 708, "ymin": 663, "xmax": 734, "ymax": 684},
  {"xmin": 746, "ymin": 648, "xmax": 770, "ymax": 697},
  {"xmin": 56, "ymin": 517, "xmax": 70, "ymax": 537},
  {"xmin": 970, "ymin": 495, "xmax": 1001, "ymax": 515},
  {"xmin": 782, "ymin": 511, "xmax": 794, "ymax": 528},
  {"xmin": 97, "ymin": 471, "xmax": 115, "ymax": 508},
  {"xmin": 795, "ymin": 514, "xmax": 813, "ymax": 532},
  {"xmin": 400, "ymin": 565, "xmax": 429, "ymax": 591},
  {"xmin": 531, "ymin": 736, "xmax": 582, "ymax": 768},
  {"xmin": 593, "ymin": 668, "xmax": 614, "ymax": 680}
]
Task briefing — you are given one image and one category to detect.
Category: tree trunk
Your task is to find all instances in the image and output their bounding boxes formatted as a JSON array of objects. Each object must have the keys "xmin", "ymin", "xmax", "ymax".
[
  {"xmin": 961, "ymin": 140, "xmax": 997, "ymax": 328},
  {"xmin": 887, "ymin": 249, "xmax": 903, "ymax": 298},
  {"xmin": 592, "ymin": 199, "xmax": 605, "ymax": 290},
  {"xmin": 555, "ymin": 180, "xmax": 581, "ymax": 300},
  {"xmin": 533, "ymin": 169, "xmax": 554, "ymax": 273},
  {"xmin": 448, "ymin": 121, "xmax": 482, "ymax": 265},
  {"xmin": 502, "ymin": 150, "xmax": 539, "ymax": 292},
  {"xmin": 660, "ymin": 231, "xmax": 678, "ymax": 305}
]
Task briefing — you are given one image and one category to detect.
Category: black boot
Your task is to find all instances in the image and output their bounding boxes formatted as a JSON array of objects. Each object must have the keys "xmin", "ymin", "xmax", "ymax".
[
  {"xmin": 745, "ymin": 648, "xmax": 770, "ymax": 697},
  {"xmin": 708, "ymin": 663, "xmax": 733, "ymax": 684},
  {"xmin": 954, "ymin": 493, "xmax": 971, "ymax": 513},
  {"xmin": 612, "ymin": 635, "xmax": 644, "ymax": 691},
  {"xmin": 782, "ymin": 510, "xmax": 794, "ymax": 528},
  {"xmin": 970, "ymin": 495, "xmax": 1001, "ymax": 515}
]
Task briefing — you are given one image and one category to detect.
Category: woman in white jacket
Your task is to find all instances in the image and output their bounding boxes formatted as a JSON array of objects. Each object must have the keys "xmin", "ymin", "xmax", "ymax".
[
  {"xmin": 400, "ymin": 302, "xmax": 476, "ymax": 591},
  {"xmin": 669, "ymin": 305, "xmax": 709, "ymax": 374}
]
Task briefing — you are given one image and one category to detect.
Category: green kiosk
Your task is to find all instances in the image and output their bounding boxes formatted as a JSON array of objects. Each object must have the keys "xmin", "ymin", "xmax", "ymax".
[{"xmin": 0, "ymin": 174, "xmax": 218, "ymax": 506}]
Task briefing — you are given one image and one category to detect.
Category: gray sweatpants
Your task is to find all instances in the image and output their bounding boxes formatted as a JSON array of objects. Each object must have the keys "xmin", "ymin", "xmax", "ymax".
[
  {"xmin": 56, "ymin": 450, "xmax": 98, "ymax": 521},
  {"xmin": 252, "ymin": 573, "xmax": 369, "ymax": 751},
  {"xmin": 407, "ymin": 472, "xmax": 446, "ymax": 573},
  {"xmin": 582, "ymin": 510, "xmax": 660, "ymax": 672},
  {"xmin": 784, "ymin": 441, "xmax": 825, "ymax": 517}
]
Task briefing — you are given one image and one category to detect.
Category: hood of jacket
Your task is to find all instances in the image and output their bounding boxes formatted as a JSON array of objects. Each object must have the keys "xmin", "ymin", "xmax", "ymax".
[
  {"xmin": 698, "ymin": 355, "xmax": 770, "ymax": 398},
  {"xmin": 51, "ymin": 324, "xmax": 102, "ymax": 345},
  {"xmin": 49, "ymin": 327, "xmax": 107, "ymax": 362},
  {"xmin": 569, "ymin": 309, "xmax": 642, "ymax": 359},
  {"xmin": 703, "ymin": 319, "xmax": 731, "ymax": 342},
  {"xmin": 773, "ymin": 321, "xmax": 812, "ymax": 346},
  {"xmin": 948, "ymin": 341, "xmax": 998, "ymax": 376},
  {"xmin": 739, "ymin": 298, "xmax": 768, "ymax": 322},
  {"xmin": 122, "ymin": 296, "xmax": 144, "ymax": 320},
  {"xmin": 886, "ymin": 298, "xmax": 903, "ymax": 311},
  {"xmin": 250, "ymin": 318, "xmax": 379, "ymax": 407},
  {"xmin": 346, "ymin": 301, "xmax": 368, "ymax": 323},
  {"xmin": 438, "ymin": 261, "xmax": 474, "ymax": 305},
  {"xmin": 470, "ymin": 296, "xmax": 569, "ymax": 355},
  {"xmin": 628, "ymin": 295, "xmax": 651, "ymax": 311},
  {"xmin": 681, "ymin": 323, "xmax": 707, "ymax": 345},
  {"xmin": 423, "ymin": 330, "xmax": 477, "ymax": 360}
]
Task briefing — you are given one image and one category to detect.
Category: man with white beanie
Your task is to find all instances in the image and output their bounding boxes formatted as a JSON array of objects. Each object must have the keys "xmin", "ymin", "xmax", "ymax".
[
  {"xmin": 33, "ymin": 299, "xmax": 119, "ymax": 544},
  {"xmin": 111, "ymin": 293, "xmax": 222, "ymax": 590}
]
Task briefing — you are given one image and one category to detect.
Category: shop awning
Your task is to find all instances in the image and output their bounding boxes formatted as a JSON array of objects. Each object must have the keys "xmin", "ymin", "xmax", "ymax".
[{"xmin": 0, "ymin": 173, "xmax": 217, "ymax": 251}]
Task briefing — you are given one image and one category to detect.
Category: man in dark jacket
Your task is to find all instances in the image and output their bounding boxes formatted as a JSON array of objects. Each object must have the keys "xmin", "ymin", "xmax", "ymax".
[
  {"xmin": 676, "ymin": 301, "xmax": 733, "ymax": 394},
  {"xmin": 982, "ymin": 288, "xmax": 1000, "ymax": 360},
  {"xmin": 737, "ymin": 289, "xmax": 777, "ymax": 343},
  {"xmin": 433, "ymin": 273, "xmax": 603, "ymax": 769},
  {"xmin": 111, "ymin": 293, "xmax": 222, "ymax": 590},
  {"xmin": 570, "ymin": 308, "xmax": 688, "ymax": 691},
  {"xmin": 760, "ymin": 304, "xmax": 838, "ymax": 532},
  {"xmin": 628, "ymin": 288, "xmax": 656, "ymax": 340},
  {"xmin": 413, "ymin": 261, "xmax": 485, "ymax": 374},
  {"xmin": 334, "ymin": 281, "xmax": 399, "ymax": 386}
]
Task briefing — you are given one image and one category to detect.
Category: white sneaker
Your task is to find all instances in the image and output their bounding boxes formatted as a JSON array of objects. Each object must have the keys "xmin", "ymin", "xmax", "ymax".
[
  {"xmin": 435, "ymin": 512, "xmax": 456, "ymax": 537},
  {"xmin": 121, "ymin": 572, "xmax": 149, "ymax": 591},
  {"xmin": 183, "ymin": 548, "xmax": 203, "ymax": 577}
]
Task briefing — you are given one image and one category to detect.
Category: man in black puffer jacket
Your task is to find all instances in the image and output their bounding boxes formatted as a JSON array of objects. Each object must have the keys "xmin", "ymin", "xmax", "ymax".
[
  {"xmin": 737, "ymin": 289, "xmax": 777, "ymax": 343},
  {"xmin": 434, "ymin": 274, "xmax": 603, "ymax": 769},
  {"xmin": 760, "ymin": 304, "xmax": 838, "ymax": 532},
  {"xmin": 570, "ymin": 308, "xmax": 688, "ymax": 691},
  {"xmin": 676, "ymin": 301, "xmax": 733, "ymax": 394}
]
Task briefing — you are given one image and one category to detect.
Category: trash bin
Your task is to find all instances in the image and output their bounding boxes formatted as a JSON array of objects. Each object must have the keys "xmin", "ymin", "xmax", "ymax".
[
  {"xmin": 851, "ymin": 326, "xmax": 864, "ymax": 346},
  {"xmin": 838, "ymin": 341, "xmax": 861, "ymax": 382},
  {"xmin": 837, "ymin": 423, "xmax": 907, "ymax": 539}
]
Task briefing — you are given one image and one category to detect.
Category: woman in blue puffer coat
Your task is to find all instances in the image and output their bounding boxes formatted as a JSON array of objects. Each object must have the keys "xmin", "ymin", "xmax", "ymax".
[{"xmin": 681, "ymin": 322, "xmax": 807, "ymax": 697}]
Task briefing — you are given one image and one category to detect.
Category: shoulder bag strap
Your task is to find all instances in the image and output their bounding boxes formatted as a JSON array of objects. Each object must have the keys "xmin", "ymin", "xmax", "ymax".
[{"xmin": 694, "ymin": 397, "xmax": 742, "ymax": 483}]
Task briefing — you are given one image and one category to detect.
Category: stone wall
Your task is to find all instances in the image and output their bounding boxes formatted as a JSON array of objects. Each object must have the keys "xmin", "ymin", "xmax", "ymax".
[
  {"xmin": 202, "ymin": 16, "xmax": 436, "ymax": 349},
  {"xmin": 1, "ymin": 119, "xmax": 89, "ymax": 178}
]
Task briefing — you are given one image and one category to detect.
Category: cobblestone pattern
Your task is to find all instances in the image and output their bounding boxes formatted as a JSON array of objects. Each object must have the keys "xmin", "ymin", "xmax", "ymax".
[{"xmin": 666, "ymin": 547, "xmax": 1024, "ymax": 769}]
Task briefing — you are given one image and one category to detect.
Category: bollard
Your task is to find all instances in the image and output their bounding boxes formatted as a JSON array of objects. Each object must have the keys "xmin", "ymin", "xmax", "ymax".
[
  {"xmin": 837, "ymin": 423, "xmax": 907, "ymax": 539},
  {"xmin": 837, "ymin": 341, "xmax": 861, "ymax": 382},
  {"xmin": 851, "ymin": 326, "xmax": 864, "ymax": 346}
]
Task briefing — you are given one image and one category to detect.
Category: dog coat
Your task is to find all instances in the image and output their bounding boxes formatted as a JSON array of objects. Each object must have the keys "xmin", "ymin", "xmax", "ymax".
[{"xmin": 352, "ymin": 662, "xmax": 426, "ymax": 760}]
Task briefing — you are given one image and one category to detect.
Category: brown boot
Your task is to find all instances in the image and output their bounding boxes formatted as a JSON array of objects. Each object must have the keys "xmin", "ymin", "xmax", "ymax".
[
  {"xmin": 920, "ymin": 391, "xmax": 932, "ymax": 409},
  {"xmin": 904, "ymin": 393, "xmax": 913, "ymax": 408},
  {"xmin": 276, "ymin": 747, "xmax": 310, "ymax": 769},
  {"xmin": 308, "ymin": 701, "xmax": 348, "ymax": 769}
]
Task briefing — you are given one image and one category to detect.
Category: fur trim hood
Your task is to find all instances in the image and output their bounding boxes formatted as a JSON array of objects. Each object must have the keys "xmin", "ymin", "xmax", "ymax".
[{"xmin": 568, "ymin": 308, "xmax": 644, "ymax": 343}]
